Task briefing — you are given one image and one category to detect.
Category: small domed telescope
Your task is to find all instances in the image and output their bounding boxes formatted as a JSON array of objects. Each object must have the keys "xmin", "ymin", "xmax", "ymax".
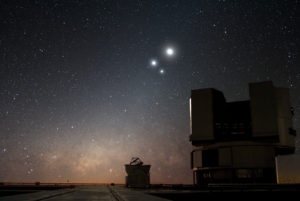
[{"xmin": 125, "ymin": 157, "xmax": 151, "ymax": 188}]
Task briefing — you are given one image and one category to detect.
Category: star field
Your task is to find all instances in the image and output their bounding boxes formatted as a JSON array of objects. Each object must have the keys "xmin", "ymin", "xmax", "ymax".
[{"xmin": 0, "ymin": 0, "xmax": 299, "ymax": 184}]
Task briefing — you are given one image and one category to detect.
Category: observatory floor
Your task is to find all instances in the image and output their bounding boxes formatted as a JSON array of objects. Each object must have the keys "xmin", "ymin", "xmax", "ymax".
[
  {"xmin": 2, "ymin": 184, "xmax": 299, "ymax": 201},
  {"xmin": 0, "ymin": 186, "xmax": 170, "ymax": 201}
]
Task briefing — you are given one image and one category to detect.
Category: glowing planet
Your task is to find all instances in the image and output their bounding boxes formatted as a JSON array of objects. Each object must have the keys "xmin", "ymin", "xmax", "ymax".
[{"xmin": 166, "ymin": 47, "xmax": 174, "ymax": 56}]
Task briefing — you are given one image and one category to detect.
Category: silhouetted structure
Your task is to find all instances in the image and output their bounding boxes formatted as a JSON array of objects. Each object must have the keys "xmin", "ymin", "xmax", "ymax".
[
  {"xmin": 125, "ymin": 157, "xmax": 151, "ymax": 188},
  {"xmin": 190, "ymin": 81, "xmax": 296, "ymax": 185}
]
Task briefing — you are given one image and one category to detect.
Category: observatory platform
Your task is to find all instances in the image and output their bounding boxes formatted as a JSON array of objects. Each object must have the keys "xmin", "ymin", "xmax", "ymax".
[
  {"xmin": 1, "ymin": 184, "xmax": 300, "ymax": 201},
  {"xmin": 0, "ymin": 186, "xmax": 169, "ymax": 201}
]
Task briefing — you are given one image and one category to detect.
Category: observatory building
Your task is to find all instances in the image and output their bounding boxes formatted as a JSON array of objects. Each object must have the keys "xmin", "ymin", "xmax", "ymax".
[
  {"xmin": 125, "ymin": 157, "xmax": 151, "ymax": 188},
  {"xmin": 190, "ymin": 81, "xmax": 296, "ymax": 185}
]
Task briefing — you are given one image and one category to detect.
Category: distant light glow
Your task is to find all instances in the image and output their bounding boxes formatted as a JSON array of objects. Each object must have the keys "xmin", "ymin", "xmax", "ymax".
[{"xmin": 159, "ymin": 69, "xmax": 165, "ymax": 74}]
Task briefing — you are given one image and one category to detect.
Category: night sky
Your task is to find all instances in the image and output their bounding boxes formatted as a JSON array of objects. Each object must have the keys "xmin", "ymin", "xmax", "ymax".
[{"xmin": 0, "ymin": 0, "xmax": 299, "ymax": 184}]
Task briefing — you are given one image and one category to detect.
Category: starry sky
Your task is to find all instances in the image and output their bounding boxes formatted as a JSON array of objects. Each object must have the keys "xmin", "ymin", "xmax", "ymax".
[{"xmin": 0, "ymin": 0, "xmax": 299, "ymax": 184}]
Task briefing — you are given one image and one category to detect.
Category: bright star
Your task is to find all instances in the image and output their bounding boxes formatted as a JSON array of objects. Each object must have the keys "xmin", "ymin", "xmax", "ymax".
[
  {"xmin": 159, "ymin": 69, "xmax": 165, "ymax": 74},
  {"xmin": 166, "ymin": 47, "xmax": 174, "ymax": 56},
  {"xmin": 151, "ymin": 59, "xmax": 157, "ymax": 67}
]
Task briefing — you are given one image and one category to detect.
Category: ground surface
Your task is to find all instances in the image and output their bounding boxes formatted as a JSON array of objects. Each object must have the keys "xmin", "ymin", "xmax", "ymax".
[
  {"xmin": 0, "ymin": 186, "xmax": 169, "ymax": 201},
  {"xmin": 1, "ymin": 184, "xmax": 300, "ymax": 200}
]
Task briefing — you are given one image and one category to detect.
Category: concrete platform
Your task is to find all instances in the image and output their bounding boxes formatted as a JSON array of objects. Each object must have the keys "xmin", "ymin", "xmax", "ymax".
[
  {"xmin": 0, "ymin": 186, "xmax": 170, "ymax": 201},
  {"xmin": 110, "ymin": 186, "xmax": 170, "ymax": 201},
  {"xmin": 0, "ymin": 188, "xmax": 75, "ymax": 201}
]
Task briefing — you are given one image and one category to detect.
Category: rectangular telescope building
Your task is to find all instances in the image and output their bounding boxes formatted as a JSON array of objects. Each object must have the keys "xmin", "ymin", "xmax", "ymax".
[{"xmin": 190, "ymin": 81, "xmax": 296, "ymax": 185}]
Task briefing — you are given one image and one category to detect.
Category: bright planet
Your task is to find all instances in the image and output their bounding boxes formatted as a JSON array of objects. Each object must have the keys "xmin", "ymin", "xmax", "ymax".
[{"xmin": 166, "ymin": 47, "xmax": 174, "ymax": 56}]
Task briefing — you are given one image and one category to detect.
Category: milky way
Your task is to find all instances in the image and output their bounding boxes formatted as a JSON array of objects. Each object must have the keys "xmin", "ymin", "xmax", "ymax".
[{"xmin": 0, "ymin": 1, "xmax": 299, "ymax": 184}]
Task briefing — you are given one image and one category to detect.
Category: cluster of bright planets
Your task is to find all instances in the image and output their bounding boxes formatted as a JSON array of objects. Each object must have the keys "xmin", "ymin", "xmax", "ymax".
[{"xmin": 149, "ymin": 46, "xmax": 176, "ymax": 75}]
